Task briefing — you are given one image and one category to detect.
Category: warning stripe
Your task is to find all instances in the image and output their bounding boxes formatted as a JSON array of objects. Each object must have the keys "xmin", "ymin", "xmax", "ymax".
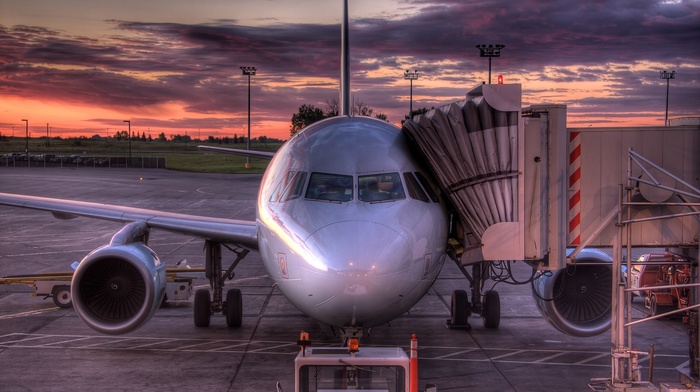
[
  {"xmin": 569, "ymin": 167, "xmax": 581, "ymax": 188},
  {"xmin": 568, "ymin": 131, "xmax": 581, "ymax": 245},
  {"xmin": 569, "ymin": 142, "xmax": 581, "ymax": 165}
]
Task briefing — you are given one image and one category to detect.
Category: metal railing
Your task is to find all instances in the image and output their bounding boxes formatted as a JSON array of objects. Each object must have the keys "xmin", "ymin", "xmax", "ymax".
[{"xmin": 0, "ymin": 156, "xmax": 166, "ymax": 169}]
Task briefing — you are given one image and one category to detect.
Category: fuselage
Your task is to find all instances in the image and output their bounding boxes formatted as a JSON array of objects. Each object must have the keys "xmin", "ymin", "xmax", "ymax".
[{"xmin": 256, "ymin": 116, "xmax": 449, "ymax": 328}]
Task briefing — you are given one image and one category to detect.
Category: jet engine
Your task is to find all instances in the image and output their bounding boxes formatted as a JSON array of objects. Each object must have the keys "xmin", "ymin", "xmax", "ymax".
[
  {"xmin": 532, "ymin": 248, "xmax": 612, "ymax": 337},
  {"xmin": 71, "ymin": 222, "xmax": 166, "ymax": 335}
]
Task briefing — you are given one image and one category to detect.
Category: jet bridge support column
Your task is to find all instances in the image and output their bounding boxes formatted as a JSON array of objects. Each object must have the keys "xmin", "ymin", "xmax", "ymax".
[
  {"xmin": 610, "ymin": 185, "xmax": 632, "ymax": 385},
  {"xmin": 696, "ymin": 240, "xmax": 700, "ymax": 382}
]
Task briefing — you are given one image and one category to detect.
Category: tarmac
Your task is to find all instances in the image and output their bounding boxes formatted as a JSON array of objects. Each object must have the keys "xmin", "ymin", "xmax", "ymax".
[{"xmin": 0, "ymin": 167, "xmax": 694, "ymax": 391}]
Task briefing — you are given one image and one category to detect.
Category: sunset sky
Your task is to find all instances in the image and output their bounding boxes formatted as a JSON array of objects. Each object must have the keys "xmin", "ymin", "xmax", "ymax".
[{"xmin": 1, "ymin": 0, "xmax": 699, "ymax": 141}]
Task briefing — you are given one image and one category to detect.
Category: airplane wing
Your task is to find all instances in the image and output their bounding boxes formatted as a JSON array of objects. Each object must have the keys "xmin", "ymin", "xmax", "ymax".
[
  {"xmin": 0, "ymin": 146, "xmax": 277, "ymax": 246},
  {"xmin": 0, "ymin": 192, "xmax": 258, "ymax": 248},
  {"xmin": 198, "ymin": 145, "xmax": 276, "ymax": 159}
]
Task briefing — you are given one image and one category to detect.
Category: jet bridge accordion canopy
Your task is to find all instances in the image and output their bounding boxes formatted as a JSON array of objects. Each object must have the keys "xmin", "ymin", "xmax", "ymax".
[{"xmin": 402, "ymin": 84, "xmax": 525, "ymax": 262}]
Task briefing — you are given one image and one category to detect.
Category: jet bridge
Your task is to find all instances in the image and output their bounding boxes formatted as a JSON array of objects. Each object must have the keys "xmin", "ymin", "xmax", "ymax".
[
  {"xmin": 403, "ymin": 83, "xmax": 700, "ymax": 389},
  {"xmin": 403, "ymin": 84, "xmax": 527, "ymax": 263},
  {"xmin": 403, "ymin": 83, "xmax": 551, "ymax": 332},
  {"xmin": 402, "ymin": 85, "xmax": 574, "ymax": 268},
  {"xmin": 403, "ymin": 83, "xmax": 698, "ymax": 269}
]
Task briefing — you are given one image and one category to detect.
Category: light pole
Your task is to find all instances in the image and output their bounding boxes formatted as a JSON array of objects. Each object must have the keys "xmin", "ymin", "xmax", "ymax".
[
  {"xmin": 46, "ymin": 123, "xmax": 50, "ymax": 148},
  {"xmin": 123, "ymin": 120, "xmax": 131, "ymax": 167},
  {"xmin": 240, "ymin": 66, "xmax": 256, "ymax": 169},
  {"xmin": 404, "ymin": 69, "xmax": 419, "ymax": 119},
  {"xmin": 660, "ymin": 70, "xmax": 676, "ymax": 126},
  {"xmin": 476, "ymin": 44, "xmax": 505, "ymax": 84},
  {"xmin": 21, "ymin": 119, "xmax": 28, "ymax": 165}
]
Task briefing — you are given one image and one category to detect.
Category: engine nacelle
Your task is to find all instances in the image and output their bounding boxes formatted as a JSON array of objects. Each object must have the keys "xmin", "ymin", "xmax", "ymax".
[
  {"xmin": 532, "ymin": 248, "xmax": 612, "ymax": 337},
  {"xmin": 71, "ymin": 242, "xmax": 166, "ymax": 335}
]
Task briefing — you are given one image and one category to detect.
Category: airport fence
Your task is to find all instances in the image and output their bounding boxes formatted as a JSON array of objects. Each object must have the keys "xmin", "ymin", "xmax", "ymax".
[{"xmin": 0, "ymin": 155, "xmax": 167, "ymax": 169}]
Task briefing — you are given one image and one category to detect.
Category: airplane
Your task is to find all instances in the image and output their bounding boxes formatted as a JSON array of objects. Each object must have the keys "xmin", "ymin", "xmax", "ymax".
[{"xmin": 0, "ymin": 0, "xmax": 611, "ymax": 339}]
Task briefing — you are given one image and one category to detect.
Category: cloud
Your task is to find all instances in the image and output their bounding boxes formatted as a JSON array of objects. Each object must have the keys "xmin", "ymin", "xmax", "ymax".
[{"xmin": 0, "ymin": 0, "xmax": 698, "ymax": 138}]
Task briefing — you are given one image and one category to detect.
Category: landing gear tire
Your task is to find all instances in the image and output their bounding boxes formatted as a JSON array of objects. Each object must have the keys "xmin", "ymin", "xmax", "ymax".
[
  {"xmin": 225, "ymin": 288, "xmax": 243, "ymax": 328},
  {"xmin": 482, "ymin": 290, "xmax": 500, "ymax": 329},
  {"xmin": 194, "ymin": 289, "xmax": 211, "ymax": 327},
  {"xmin": 52, "ymin": 285, "xmax": 72, "ymax": 308},
  {"xmin": 450, "ymin": 289, "xmax": 469, "ymax": 327}
]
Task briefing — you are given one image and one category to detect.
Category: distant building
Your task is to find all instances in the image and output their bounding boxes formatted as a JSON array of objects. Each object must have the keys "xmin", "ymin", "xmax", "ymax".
[{"xmin": 669, "ymin": 117, "xmax": 700, "ymax": 126}]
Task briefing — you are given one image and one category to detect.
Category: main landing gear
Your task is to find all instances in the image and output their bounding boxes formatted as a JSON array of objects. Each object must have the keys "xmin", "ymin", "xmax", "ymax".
[
  {"xmin": 193, "ymin": 240, "xmax": 249, "ymax": 328},
  {"xmin": 447, "ymin": 262, "xmax": 501, "ymax": 330}
]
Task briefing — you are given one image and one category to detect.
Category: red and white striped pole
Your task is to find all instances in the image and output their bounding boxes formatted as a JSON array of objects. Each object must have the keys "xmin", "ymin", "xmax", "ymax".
[
  {"xmin": 410, "ymin": 334, "xmax": 418, "ymax": 392},
  {"xmin": 568, "ymin": 131, "xmax": 581, "ymax": 246}
]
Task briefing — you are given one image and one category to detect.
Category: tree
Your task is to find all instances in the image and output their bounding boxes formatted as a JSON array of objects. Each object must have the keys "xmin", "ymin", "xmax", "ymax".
[
  {"xmin": 290, "ymin": 104, "xmax": 326, "ymax": 137},
  {"xmin": 290, "ymin": 99, "xmax": 389, "ymax": 137},
  {"xmin": 401, "ymin": 107, "xmax": 432, "ymax": 125},
  {"xmin": 354, "ymin": 98, "xmax": 389, "ymax": 121},
  {"xmin": 324, "ymin": 99, "xmax": 339, "ymax": 117},
  {"xmin": 113, "ymin": 130, "xmax": 129, "ymax": 140},
  {"xmin": 353, "ymin": 98, "xmax": 374, "ymax": 117},
  {"xmin": 324, "ymin": 97, "xmax": 386, "ymax": 119},
  {"xmin": 157, "ymin": 132, "xmax": 167, "ymax": 141}
]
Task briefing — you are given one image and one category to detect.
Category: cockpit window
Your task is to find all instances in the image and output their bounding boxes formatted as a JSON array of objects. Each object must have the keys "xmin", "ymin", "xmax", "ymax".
[
  {"xmin": 403, "ymin": 172, "xmax": 430, "ymax": 202},
  {"xmin": 359, "ymin": 172, "xmax": 405, "ymax": 202},
  {"xmin": 270, "ymin": 171, "xmax": 307, "ymax": 203},
  {"xmin": 305, "ymin": 172, "xmax": 353, "ymax": 202},
  {"xmin": 414, "ymin": 172, "xmax": 440, "ymax": 203}
]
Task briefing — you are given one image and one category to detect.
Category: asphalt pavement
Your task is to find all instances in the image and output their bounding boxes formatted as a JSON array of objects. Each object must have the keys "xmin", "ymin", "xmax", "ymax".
[{"xmin": 0, "ymin": 167, "xmax": 693, "ymax": 391}]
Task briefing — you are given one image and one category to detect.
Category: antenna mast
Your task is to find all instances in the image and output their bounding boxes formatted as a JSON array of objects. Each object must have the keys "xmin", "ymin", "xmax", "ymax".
[{"xmin": 340, "ymin": 0, "xmax": 350, "ymax": 116}]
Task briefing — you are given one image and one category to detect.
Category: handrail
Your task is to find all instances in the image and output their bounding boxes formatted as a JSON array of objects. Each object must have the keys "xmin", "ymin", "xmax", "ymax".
[{"xmin": 625, "ymin": 303, "xmax": 700, "ymax": 328}]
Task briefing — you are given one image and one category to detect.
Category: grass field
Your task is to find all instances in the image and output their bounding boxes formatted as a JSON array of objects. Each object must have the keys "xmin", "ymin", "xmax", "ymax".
[{"xmin": 0, "ymin": 137, "xmax": 280, "ymax": 174}]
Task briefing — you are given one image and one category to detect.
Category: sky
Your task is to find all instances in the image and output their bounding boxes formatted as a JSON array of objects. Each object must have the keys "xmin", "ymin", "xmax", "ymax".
[{"xmin": 1, "ymin": 0, "xmax": 699, "ymax": 141}]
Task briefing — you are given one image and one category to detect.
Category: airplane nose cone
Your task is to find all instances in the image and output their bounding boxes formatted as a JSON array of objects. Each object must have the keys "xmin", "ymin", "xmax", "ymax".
[
  {"xmin": 306, "ymin": 220, "xmax": 409, "ymax": 275},
  {"xmin": 302, "ymin": 220, "xmax": 418, "ymax": 327}
]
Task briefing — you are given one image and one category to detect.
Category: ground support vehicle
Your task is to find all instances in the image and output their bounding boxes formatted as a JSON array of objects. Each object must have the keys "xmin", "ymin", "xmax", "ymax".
[
  {"xmin": 627, "ymin": 253, "xmax": 692, "ymax": 317},
  {"xmin": 290, "ymin": 334, "xmax": 436, "ymax": 392}
]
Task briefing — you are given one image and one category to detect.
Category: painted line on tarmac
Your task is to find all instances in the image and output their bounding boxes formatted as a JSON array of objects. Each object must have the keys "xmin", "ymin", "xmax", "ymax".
[
  {"xmin": 0, "ymin": 332, "xmax": 688, "ymax": 371},
  {"xmin": 431, "ymin": 348, "xmax": 479, "ymax": 360},
  {"xmin": 575, "ymin": 352, "xmax": 610, "ymax": 365},
  {"xmin": 0, "ymin": 307, "xmax": 58, "ymax": 320}
]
